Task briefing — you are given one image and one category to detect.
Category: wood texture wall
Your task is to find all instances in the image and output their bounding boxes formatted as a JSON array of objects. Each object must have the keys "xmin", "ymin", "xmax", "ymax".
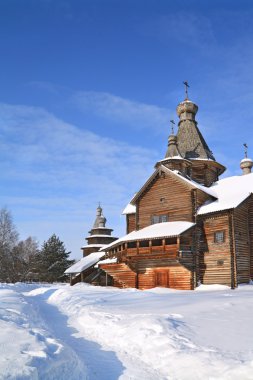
[
  {"xmin": 137, "ymin": 173, "xmax": 193, "ymax": 229},
  {"xmin": 247, "ymin": 195, "xmax": 253, "ymax": 280},
  {"xmin": 199, "ymin": 214, "xmax": 231, "ymax": 286},
  {"xmin": 234, "ymin": 200, "xmax": 251, "ymax": 283},
  {"xmin": 127, "ymin": 213, "xmax": 136, "ymax": 234}
]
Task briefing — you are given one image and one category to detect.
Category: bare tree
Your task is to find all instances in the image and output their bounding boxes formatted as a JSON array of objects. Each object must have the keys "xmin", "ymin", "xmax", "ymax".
[
  {"xmin": 11, "ymin": 237, "xmax": 40, "ymax": 282},
  {"xmin": 0, "ymin": 208, "xmax": 19, "ymax": 282}
]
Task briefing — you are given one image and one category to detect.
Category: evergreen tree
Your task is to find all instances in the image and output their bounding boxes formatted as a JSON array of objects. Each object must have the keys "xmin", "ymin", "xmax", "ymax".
[{"xmin": 38, "ymin": 234, "xmax": 74, "ymax": 282}]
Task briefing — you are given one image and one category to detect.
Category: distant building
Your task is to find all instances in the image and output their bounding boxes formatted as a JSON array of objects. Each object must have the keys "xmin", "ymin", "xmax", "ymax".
[{"xmin": 65, "ymin": 205, "xmax": 117, "ymax": 286}]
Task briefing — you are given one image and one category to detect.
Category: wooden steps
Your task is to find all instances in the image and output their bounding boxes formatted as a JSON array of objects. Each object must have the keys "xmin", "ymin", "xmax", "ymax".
[{"xmin": 100, "ymin": 263, "xmax": 137, "ymax": 288}]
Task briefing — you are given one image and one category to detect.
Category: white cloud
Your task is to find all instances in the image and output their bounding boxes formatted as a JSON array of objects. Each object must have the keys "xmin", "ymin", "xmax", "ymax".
[
  {"xmin": 0, "ymin": 102, "xmax": 160, "ymax": 258},
  {"xmin": 72, "ymin": 91, "xmax": 169, "ymax": 133}
]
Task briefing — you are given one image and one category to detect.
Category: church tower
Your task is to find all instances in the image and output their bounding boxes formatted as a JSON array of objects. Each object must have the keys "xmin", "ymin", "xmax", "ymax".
[
  {"xmin": 160, "ymin": 83, "xmax": 225, "ymax": 186},
  {"xmin": 81, "ymin": 205, "xmax": 117, "ymax": 257}
]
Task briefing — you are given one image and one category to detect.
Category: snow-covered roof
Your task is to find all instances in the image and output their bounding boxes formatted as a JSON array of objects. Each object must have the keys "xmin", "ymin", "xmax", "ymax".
[
  {"xmin": 159, "ymin": 156, "xmax": 184, "ymax": 161},
  {"xmin": 168, "ymin": 167, "xmax": 217, "ymax": 198},
  {"xmin": 65, "ymin": 251, "xmax": 105, "ymax": 274},
  {"xmin": 86, "ymin": 234, "xmax": 113, "ymax": 238},
  {"xmin": 96, "ymin": 257, "xmax": 117, "ymax": 266},
  {"xmin": 198, "ymin": 173, "xmax": 253, "ymax": 215},
  {"xmin": 102, "ymin": 221, "xmax": 195, "ymax": 251},
  {"xmin": 81, "ymin": 244, "xmax": 106, "ymax": 250},
  {"xmin": 122, "ymin": 202, "xmax": 136, "ymax": 215}
]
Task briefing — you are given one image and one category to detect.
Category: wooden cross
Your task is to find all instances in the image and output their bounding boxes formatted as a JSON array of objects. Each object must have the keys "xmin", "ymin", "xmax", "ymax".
[
  {"xmin": 183, "ymin": 81, "xmax": 190, "ymax": 99},
  {"xmin": 170, "ymin": 119, "xmax": 175, "ymax": 135},
  {"xmin": 243, "ymin": 143, "xmax": 248, "ymax": 158}
]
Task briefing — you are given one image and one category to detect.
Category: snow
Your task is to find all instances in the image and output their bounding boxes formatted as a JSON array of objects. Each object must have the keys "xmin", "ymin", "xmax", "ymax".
[
  {"xmin": 159, "ymin": 156, "xmax": 184, "ymax": 161},
  {"xmin": 164, "ymin": 165, "xmax": 217, "ymax": 198},
  {"xmin": 97, "ymin": 257, "xmax": 117, "ymax": 265},
  {"xmin": 2, "ymin": 282, "xmax": 253, "ymax": 379},
  {"xmin": 102, "ymin": 221, "xmax": 195, "ymax": 250},
  {"xmin": 65, "ymin": 251, "xmax": 105, "ymax": 274},
  {"xmin": 81, "ymin": 244, "xmax": 105, "ymax": 249},
  {"xmin": 86, "ymin": 234, "xmax": 115, "ymax": 238},
  {"xmin": 241, "ymin": 157, "xmax": 253, "ymax": 163},
  {"xmin": 198, "ymin": 173, "xmax": 253, "ymax": 214},
  {"xmin": 122, "ymin": 202, "xmax": 136, "ymax": 215}
]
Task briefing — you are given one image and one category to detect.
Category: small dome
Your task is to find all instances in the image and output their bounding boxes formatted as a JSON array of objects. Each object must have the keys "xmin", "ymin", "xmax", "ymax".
[
  {"xmin": 93, "ymin": 205, "xmax": 107, "ymax": 227},
  {"xmin": 240, "ymin": 157, "xmax": 253, "ymax": 175},
  {"xmin": 176, "ymin": 99, "xmax": 198, "ymax": 121}
]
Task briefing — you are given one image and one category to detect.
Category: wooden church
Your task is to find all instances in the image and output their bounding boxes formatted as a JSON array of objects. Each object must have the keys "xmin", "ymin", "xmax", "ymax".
[{"xmin": 66, "ymin": 85, "xmax": 253, "ymax": 290}]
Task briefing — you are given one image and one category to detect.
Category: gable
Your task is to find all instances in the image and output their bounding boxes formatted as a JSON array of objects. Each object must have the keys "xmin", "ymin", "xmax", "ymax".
[
  {"xmin": 137, "ymin": 171, "xmax": 195, "ymax": 229},
  {"xmin": 131, "ymin": 165, "xmax": 216, "ymax": 205}
]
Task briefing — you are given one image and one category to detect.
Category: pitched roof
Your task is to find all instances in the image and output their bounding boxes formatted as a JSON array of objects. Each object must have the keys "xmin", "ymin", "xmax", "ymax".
[
  {"xmin": 102, "ymin": 221, "xmax": 195, "ymax": 251},
  {"xmin": 177, "ymin": 122, "xmax": 215, "ymax": 160},
  {"xmin": 130, "ymin": 165, "xmax": 217, "ymax": 205},
  {"xmin": 198, "ymin": 173, "xmax": 253, "ymax": 215},
  {"xmin": 176, "ymin": 99, "xmax": 215, "ymax": 161},
  {"xmin": 65, "ymin": 251, "xmax": 105, "ymax": 274}
]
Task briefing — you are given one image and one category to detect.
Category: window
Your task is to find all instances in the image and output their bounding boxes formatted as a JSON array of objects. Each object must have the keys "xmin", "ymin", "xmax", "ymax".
[
  {"xmin": 152, "ymin": 239, "xmax": 163, "ymax": 247},
  {"xmin": 139, "ymin": 240, "xmax": 149, "ymax": 248},
  {"xmin": 151, "ymin": 214, "xmax": 168, "ymax": 224},
  {"xmin": 214, "ymin": 231, "xmax": 225, "ymax": 243},
  {"xmin": 127, "ymin": 241, "xmax": 137, "ymax": 249},
  {"xmin": 165, "ymin": 237, "xmax": 177, "ymax": 245}
]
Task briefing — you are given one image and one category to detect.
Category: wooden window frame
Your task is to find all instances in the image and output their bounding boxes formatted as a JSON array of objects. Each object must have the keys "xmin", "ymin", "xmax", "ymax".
[
  {"xmin": 151, "ymin": 214, "xmax": 168, "ymax": 225},
  {"xmin": 214, "ymin": 230, "xmax": 225, "ymax": 244}
]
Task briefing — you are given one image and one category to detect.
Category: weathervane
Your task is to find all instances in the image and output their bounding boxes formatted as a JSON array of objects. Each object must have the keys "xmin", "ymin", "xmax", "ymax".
[
  {"xmin": 183, "ymin": 81, "xmax": 190, "ymax": 100},
  {"xmin": 243, "ymin": 143, "xmax": 248, "ymax": 158},
  {"xmin": 170, "ymin": 119, "xmax": 175, "ymax": 135}
]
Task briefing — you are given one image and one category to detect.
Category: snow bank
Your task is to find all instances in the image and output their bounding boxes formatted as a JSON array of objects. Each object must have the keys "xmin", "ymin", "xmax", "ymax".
[
  {"xmin": 2, "ymin": 282, "xmax": 253, "ymax": 379},
  {"xmin": 0, "ymin": 283, "xmax": 87, "ymax": 380},
  {"xmin": 48, "ymin": 283, "xmax": 253, "ymax": 380}
]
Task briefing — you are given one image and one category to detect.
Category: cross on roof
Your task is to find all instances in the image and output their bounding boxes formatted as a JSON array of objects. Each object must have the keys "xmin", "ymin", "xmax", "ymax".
[
  {"xmin": 170, "ymin": 119, "xmax": 175, "ymax": 135},
  {"xmin": 243, "ymin": 143, "xmax": 248, "ymax": 158},
  {"xmin": 183, "ymin": 81, "xmax": 190, "ymax": 99}
]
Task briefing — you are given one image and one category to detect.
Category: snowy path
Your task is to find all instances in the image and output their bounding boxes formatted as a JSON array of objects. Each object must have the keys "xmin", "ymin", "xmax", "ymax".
[
  {"xmin": 24, "ymin": 287, "xmax": 125, "ymax": 380},
  {"xmin": 26, "ymin": 287, "xmax": 164, "ymax": 380},
  {"xmin": 1, "ymin": 283, "xmax": 253, "ymax": 379}
]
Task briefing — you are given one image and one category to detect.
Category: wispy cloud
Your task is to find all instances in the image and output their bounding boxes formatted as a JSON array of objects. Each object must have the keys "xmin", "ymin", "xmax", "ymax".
[
  {"xmin": 72, "ymin": 91, "xmax": 169, "ymax": 133},
  {"xmin": 0, "ymin": 102, "xmax": 159, "ymax": 257}
]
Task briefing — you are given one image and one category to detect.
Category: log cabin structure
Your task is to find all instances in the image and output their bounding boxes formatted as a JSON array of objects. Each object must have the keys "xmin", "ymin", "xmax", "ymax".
[
  {"xmin": 65, "ymin": 205, "xmax": 117, "ymax": 285},
  {"xmin": 98, "ymin": 91, "xmax": 253, "ymax": 290}
]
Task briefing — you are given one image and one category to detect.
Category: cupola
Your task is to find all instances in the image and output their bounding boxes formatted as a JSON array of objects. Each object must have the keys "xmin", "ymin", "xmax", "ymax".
[{"xmin": 240, "ymin": 143, "xmax": 253, "ymax": 175}]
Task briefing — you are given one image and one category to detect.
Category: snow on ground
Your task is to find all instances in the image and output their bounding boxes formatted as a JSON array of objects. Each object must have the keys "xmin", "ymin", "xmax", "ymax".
[{"xmin": 1, "ymin": 283, "xmax": 253, "ymax": 379}]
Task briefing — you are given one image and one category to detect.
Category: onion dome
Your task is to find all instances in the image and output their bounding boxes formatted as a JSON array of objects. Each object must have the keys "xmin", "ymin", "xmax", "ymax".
[
  {"xmin": 240, "ymin": 157, "xmax": 253, "ymax": 175},
  {"xmin": 93, "ymin": 205, "xmax": 107, "ymax": 228},
  {"xmin": 176, "ymin": 99, "xmax": 198, "ymax": 122}
]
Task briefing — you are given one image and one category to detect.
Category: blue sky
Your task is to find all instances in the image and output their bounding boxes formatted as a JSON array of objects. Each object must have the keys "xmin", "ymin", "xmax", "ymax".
[{"xmin": 1, "ymin": 0, "xmax": 253, "ymax": 258}]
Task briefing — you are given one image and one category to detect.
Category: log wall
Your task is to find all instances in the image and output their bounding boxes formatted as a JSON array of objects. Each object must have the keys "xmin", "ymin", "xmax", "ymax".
[
  {"xmin": 136, "ymin": 261, "xmax": 192, "ymax": 290},
  {"xmin": 137, "ymin": 174, "xmax": 193, "ymax": 229},
  {"xmin": 248, "ymin": 195, "xmax": 253, "ymax": 280},
  {"xmin": 127, "ymin": 213, "xmax": 136, "ymax": 234},
  {"xmin": 234, "ymin": 200, "xmax": 251, "ymax": 283},
  {"xmin": 199, "ymin": 214, "xmax": 231, "ymax": 286}
]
